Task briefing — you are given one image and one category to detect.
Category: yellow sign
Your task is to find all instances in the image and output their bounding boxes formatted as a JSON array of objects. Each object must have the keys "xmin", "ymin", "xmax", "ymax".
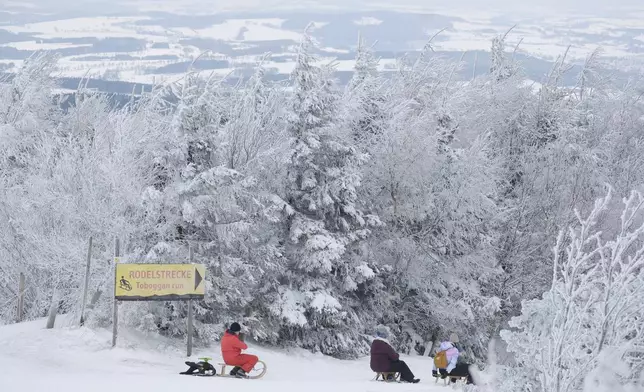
[{"xmin": 115, "ymin": 264, "xmax": 206, "ymax": 301}]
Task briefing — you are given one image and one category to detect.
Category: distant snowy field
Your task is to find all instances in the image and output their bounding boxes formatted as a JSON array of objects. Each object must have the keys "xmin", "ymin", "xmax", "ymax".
[
  {"xmin": 4, "ymin": 12, "xmax": 644, "ymax": 57},
  {"xmin": 0, "ymin": 317, "xmax": 448, "ymax": 392},
  {"xmin": 1, "ymin": 3, "xmax": 644, "ymax": 84},
  {"xmin": 0, "ymin": 13, "xmax": 404, "ymax": 85}
]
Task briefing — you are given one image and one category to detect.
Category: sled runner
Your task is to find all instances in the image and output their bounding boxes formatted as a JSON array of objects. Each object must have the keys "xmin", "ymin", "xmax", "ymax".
[
  {"xmin": 373, "ymin": 372, "xmax": 401, "ymax": 382},
  {"xmin": 432, "ymin": 372, "xmax": 468, "ymax": 386},
  {"xmin": 180, "ymin": 357, "xmax": 267, "ymax": 379},
  {"xmin": 218, "ymin": 360, "xmax": 267, "ymax": 379}
]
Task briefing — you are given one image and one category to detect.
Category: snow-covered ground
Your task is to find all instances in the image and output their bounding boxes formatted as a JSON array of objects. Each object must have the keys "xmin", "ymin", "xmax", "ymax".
[{"xmin": 0, "ymin": 318, "xmax": 449, "ymax": 392}]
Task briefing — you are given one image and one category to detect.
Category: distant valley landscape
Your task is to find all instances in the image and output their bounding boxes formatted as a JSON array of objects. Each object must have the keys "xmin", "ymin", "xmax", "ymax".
[{"xmin": 2, "ymin": 0, "xmax": 644, "ymax": 93}]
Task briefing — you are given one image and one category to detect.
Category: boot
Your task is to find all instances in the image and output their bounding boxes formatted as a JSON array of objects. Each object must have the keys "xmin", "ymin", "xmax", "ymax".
[
  {"xmin": 230, "ymin": 366, "xmax": 241, "ymax": 376},
  {"xmin": 235, "ymin": 368, "xmax": 248, "ymax": 378}
]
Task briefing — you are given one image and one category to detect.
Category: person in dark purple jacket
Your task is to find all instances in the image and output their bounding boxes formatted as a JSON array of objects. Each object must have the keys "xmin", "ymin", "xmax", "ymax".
[{"xmin": 370, "ymin": 325, "xmax": 420, "ymax": 383}]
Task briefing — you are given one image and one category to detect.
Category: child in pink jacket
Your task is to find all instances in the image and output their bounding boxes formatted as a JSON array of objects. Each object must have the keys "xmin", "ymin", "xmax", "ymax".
[{"xmin": 431, "ymin": 335, "xmax": 474, "ymax": 385}]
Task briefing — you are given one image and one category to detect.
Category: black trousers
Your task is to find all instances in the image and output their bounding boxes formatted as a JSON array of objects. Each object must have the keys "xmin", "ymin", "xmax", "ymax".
[
  {"xmin": 439, "ymin": 363, "xmax": 473, "ymax": 384},
  {"xmin": 389, "ymin": 360, "xmax": 415, "ymax": 382}
]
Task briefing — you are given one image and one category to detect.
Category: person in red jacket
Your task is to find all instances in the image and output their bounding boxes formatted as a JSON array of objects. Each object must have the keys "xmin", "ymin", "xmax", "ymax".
[{"xmin": 221, "ymin": 322, "xmax": 258, "ymax": 378}]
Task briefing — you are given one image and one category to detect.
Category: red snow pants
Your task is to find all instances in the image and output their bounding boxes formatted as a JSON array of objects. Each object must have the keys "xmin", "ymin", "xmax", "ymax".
[{"xmin": 227, "ymin": 354, "xmax": 259, "ymax": 372}]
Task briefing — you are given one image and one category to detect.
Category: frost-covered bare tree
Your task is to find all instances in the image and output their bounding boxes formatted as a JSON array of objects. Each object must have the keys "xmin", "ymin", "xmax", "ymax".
[
  {"xmin": 352, "ymin": 39, "xmax": 504, "ymax": 358},
  {"xmin": 480, "ymin": 37, "xmax": 641, "ymax": 331},
  {"xmin": 0, "ymin": 53, "xmax": 171, "ymax": 325},
  {"xmin": 501, "ymin": 187, "xmax": 644, "ymax": 392},
  {"xmin": 489, "ymin": 29, "xmax": 519, "ymax": 82},
  {"xmin": 0, "ymin": 53, "xmax": 61, "ymax": 321},
  {"xmin": 344, "ymin": 35, "xmax": 387, "ymax": 149},
  {"xmin": 222, "ymin": 58, "xmax": 286, "ymax": 172}
]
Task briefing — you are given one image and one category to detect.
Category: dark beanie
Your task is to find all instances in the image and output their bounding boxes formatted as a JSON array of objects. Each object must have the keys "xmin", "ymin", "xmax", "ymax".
[{"xmin": 229, "ymin": 322, "xmax": 241, "ymax": 333}]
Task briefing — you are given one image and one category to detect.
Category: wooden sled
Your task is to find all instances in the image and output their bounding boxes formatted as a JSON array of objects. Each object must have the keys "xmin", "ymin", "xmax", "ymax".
[
  {"xmin": 433, "ymin": 373, "xmax": 468, "ymax": 387},
  {"xmin": 374, "ymin": 372, "xmax": 401, "ymax": 382},
  {"xmin": 217, "ymin": 360, "xmax": 267, "ymax": 380}
]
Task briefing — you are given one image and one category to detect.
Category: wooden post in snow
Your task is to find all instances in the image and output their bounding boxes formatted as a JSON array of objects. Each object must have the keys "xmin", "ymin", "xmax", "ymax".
[
  {"xmin": 45, "ymin": 292, "xmax": 58, "ymax": 329},
  {"xmin": 17, "ymin": 272, "xmax": 25, "ymax": 322},
  {"xmin": 80, "ymin": 236, "xmax": 93, "ymax": 326},
  {"xmin": 187, "ymin": 243, "xmax": 194, "ymax": 357},
  {"xmin": 112, "ymin": 238, "xmax": 120, "ymax": 348}
]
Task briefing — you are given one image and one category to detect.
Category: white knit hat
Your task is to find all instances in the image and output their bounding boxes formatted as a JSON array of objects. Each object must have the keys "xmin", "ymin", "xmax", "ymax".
[
  {"xmin": 449, "ymin": 333, "xmax": 459, "ymax": 343},
  {"xmin": 375, "ymin": 325, "xmax": 390, "ymax": 339}
]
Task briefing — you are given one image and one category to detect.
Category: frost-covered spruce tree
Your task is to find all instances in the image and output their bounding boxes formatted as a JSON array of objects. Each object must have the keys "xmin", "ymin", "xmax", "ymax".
[
  {"xmin": 122, "ymin": 72, "xmax": 285, "ymax": 344},
  {"xmin": 276, "ymin": 28, "xmax": 381, "ymax": 358}
]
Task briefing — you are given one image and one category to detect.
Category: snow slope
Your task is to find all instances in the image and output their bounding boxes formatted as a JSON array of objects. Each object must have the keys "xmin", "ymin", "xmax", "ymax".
[{"xmin": 0, "ymin": 318, "xmax": 452, "ymax": 392}]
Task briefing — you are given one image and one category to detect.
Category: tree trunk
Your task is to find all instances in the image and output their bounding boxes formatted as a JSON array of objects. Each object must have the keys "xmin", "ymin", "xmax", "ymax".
[{"xmin": 45, "ymin": 294, "xmax": 59, "ymax": 329}]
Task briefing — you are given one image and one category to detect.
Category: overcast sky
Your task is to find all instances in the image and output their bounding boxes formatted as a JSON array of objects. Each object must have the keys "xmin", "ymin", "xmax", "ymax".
[{"xmin": 8, "ymin": 0, "xmax": 644, "ymax": 16}]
